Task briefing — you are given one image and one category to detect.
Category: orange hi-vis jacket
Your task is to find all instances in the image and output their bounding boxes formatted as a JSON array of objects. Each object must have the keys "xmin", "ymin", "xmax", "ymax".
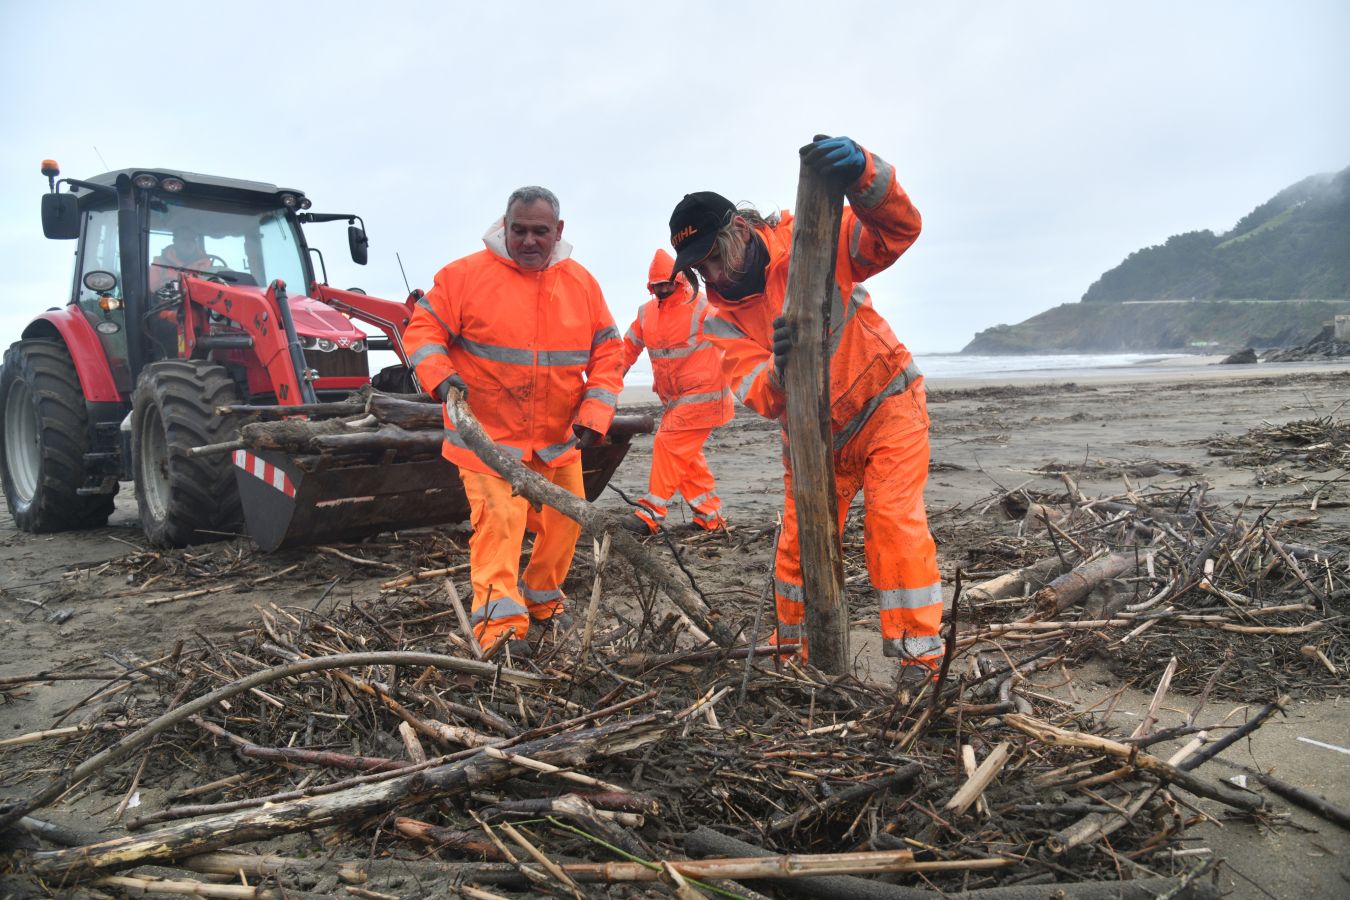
[
  {"xmin": 621, "ymin": 250, "xmax": 733, "ymax": 432},
  {"xmin": 403, "ymin": 224, "xmax": 625, "ymax": 476},
  {"xmin": 701, "ymin": 150, "xmax": 922, "ymax": 448}
]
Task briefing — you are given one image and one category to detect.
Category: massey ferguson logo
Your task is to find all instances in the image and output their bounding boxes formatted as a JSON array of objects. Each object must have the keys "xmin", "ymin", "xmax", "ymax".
[
  {"xmin": 672, "ymin": 225, "xmax": 698, "ymax": 247},
  {"xmin": 336, "ymin": 337, "xmax": 351, "ymax": 348}
]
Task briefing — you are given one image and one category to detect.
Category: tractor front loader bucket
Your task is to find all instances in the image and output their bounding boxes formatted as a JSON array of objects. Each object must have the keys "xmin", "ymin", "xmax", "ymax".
[{"xmin": 233, "ymin": 414, "xmax": 655, "ymax": 551}]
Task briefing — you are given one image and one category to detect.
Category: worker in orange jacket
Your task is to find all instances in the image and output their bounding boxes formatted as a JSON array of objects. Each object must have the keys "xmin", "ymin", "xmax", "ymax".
[
  {"xmin": 149, "ymin": 226, "xmax": 213, "ymax": 291},
  {"xmin": 667, "ymin": 135, "xmax": 944, "ymax": 679},
  {"xmin": 619, "ymin": 249, "xmax": 734, "ymax": 534},
  {"xmin": 403, "ymin": 186, "xmax": 625, "ymax": 655}
]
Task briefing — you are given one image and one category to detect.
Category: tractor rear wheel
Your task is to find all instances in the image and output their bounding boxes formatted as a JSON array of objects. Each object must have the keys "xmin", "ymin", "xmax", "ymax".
[
  {"xmin": 0, "ymin": 339, "xmax": 116, "ymax": 531},
  {"xmin": 132, "ymin": 360, "xmax": 244, "ymax": 547}
]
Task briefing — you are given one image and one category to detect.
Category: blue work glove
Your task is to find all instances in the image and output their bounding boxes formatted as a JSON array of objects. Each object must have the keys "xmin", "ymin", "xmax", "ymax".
[
  {"xmin": 800, "ymin": 134, "xmax": 865, "ymax": 183},
  {"xmin": 573, "ymin": 424, "xmax": 603, "ymax": 449},
  {"xmin": 772, "ymin": 315, "xmax": 793, "ymax": 382},
  {"xmin": 435, "ymin": 373, "xmax": 468, "ymax": 402}
]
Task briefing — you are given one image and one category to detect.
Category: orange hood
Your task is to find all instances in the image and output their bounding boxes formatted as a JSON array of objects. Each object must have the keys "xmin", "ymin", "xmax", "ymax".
[{"xmin": 647, "ymin": 248, "xmax": 689, "ymax": 296}]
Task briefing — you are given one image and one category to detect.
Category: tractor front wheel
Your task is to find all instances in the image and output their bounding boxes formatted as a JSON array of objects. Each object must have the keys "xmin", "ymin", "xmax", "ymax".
[
  {"xmin": 0, "ymin": 339, "xmax": 115, "ymax": 531},
  {"xmin": 132, "ymin": 361, "xmax": 244, "ymax": 547}
]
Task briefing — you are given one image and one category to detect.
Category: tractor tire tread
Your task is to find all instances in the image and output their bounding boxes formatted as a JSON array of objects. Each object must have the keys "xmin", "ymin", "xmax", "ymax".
[
  {"xmin": 133, "ymin": 360, "xmax": 244, "ymax": 547},
  {"xmin": 0, "ymin": 339, "xmax": 115, "ymax": 531}
]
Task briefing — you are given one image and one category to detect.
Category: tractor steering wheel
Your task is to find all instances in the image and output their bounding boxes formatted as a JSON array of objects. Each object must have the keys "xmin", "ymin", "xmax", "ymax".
[{"xmin": 205, "ymin": 254, "xmax": 228, "ymax": 269}]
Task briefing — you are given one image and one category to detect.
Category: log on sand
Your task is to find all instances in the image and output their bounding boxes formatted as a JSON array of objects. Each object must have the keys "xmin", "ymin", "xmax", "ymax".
[
  {"xmin": 444, "ymin": 390, "xmax": 737, "ymax": 647},
  {"xmin": 28, "ymin": 714, "xmax": 670, "ymax": 881}
]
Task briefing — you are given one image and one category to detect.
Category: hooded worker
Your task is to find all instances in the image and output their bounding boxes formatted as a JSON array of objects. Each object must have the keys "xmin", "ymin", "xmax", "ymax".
[
  {"xmin": 149, "ymin": 226, "xmax": 212, "ymax": 291},
  {"xmin": 618, "ymin": 249, "xmax": 734, "ymax": 534},
  {"xmin": 667, "ymin": 135, "xmax": 944, "ymax": 683},
  {"xmin": 402, "ymin": 186, "xmax": 625, "ymax": 656}
]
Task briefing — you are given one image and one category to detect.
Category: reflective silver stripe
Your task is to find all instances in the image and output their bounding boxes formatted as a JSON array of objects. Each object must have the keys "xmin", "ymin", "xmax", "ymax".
[
  {"xmin": 883, "ymin": 633, "xmax": 945, "ymax": 659},
  {"xmin": 650, "ymin": 339, "xmax": 714, "ymax": 359},
  {"xmin": 832, "ymin": 360, "xmax": 923, "ymax": 450},
  {"xmin": 457, "ymin": 335, "xmax": 533, "ymax": 366},
  {"xmin": 623, "ymin": 327, "xmax": 641, "ymax": 345},
  {"xmin": 685, "ymin": 490, "xmax": 717, "ymax": 509},
  {"xmin": 536, "ymin": 436, "xmax": 579, "ymax": 462},
  {"xmin": 668, "ymin": 389, "xmax": 728, "ymax": 409},
  {"xmin": 592, "ymin": 325, "xmax": 620, "ymax": 348},
  {"xmin": 584, "ymin": 387, "xmax": 618, "ymax": 407},
  {"xmin": 688, "ymin": 298, "xmax": 707, "ymax": 342},
  {"xmin": 776, "ymin": 623, "xmax": 803, "ymax": 640},
  {"xmin": 878, "ymin": 583, "xmax": 943, "ymax": 610},
  {"xmin": 640, "ymin": 493, "xmax": 670, "ymax": 508},
  {"xmin": 703, "ymin": 316, "xmax": 747, "ymax": 340},
  {"xmin": 828, "ymin": 283, "xmax": 846, "ymax": 333},
  {"xmin": 416, "ymin": 295, "xmax": 457, "ymax": 339},
  {"xmin": 409, "ymin": 343, "xmax": 451, "ymax": 366},
  {"xmin": 443, "ymin": 428, "xmax": 524, "ymax": 459},
  {"xmin": 735, "ymin": 358, "xmax": 771, "ymax": 404},
  {"xmin": 470, "ymin": 596, "xmax": 530, "ymax": 623},
  {"xmin": 828, "ymin": 285, "xmax": 867, "ymax": 356},
  {"xmin": 775, "ymin": 578, "xmax": 805, "ymax": 602},
  {"xmin": 849, "ymin": 219, "xmax": 863, "ymax": 258},
  {"xmin": 519, "ymin": 582, "xmax": 563, "ymax": 604},
  {"xmin": 538, "ymin": 348, "xmax": 591, "ymax": 366},
  {"xmin": 851, "ymin": 153, "xmax": 894, "ymax": 209}
]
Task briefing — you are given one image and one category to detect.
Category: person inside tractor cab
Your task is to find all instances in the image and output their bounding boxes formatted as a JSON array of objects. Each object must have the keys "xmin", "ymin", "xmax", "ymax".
[{"xmin": 149, "ymin": 226, "xmax": 213, "ymax": 291}]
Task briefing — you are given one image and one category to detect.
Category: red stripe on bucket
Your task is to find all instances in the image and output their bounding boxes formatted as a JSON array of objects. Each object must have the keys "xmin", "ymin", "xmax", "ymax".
[{"xmin": 233, "ymin": 449, "xmax": 296, "ymax": 498}]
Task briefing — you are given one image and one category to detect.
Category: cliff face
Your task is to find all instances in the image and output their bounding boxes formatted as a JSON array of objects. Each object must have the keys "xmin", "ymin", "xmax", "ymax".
[
  {"xmin": 963, "ymin": 300, "xmax": 1350, "ymax": 355},
  {"xmin": 963, "ymin": 166, "xmax": 1350, "ymax": 354},
  {"xmin": 1082, "ymin": 167, "xmax": 1350, "ymax": 303}
]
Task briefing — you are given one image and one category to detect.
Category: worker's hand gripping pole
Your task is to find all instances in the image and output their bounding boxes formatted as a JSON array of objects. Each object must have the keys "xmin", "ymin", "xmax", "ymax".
[{"xmin": 781, "ymin": 163, "xmax": 849, "ymax": 675}]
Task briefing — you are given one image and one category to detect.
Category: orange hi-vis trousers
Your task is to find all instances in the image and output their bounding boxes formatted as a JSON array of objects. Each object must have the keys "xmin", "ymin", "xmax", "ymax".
[
  {"xmin": 459, "ymin": 457, "xmax": 584, "ymax": 649},
  {"xmin": 773, "ymin": 386, "xmax": 944, "ymax": 668},
  {"xmin": 634, "ymin": 425, "xmax": 725, "ymax": 532}
]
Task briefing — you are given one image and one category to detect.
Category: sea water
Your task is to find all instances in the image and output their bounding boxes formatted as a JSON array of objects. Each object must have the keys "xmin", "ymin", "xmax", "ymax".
[{"xmin": 620, "ymin": 352, "xmax": 1183, "ymax": 386}]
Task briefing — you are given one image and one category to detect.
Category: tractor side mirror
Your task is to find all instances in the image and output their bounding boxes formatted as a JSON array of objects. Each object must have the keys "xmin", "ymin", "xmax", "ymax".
[
  {"xmin": 41, "ymin": 193, "xmax": 80, "ymax": 240},
  {"xmin": 348, "ymin": 224, "xmax": 369, "ymax": 266}
]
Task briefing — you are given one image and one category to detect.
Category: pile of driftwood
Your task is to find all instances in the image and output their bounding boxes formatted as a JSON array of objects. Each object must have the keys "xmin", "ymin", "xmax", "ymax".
[
  {"xmin": 3, "ymin": 499, "xmax": 1338, "ymax": 898},
  {"xmin": 952, "ymin": 471, "xmax": 1347, "ymax": 700},
  {"xmin": 1205, "ymin": 416, "xmax": 1350, "ymax": 471}
]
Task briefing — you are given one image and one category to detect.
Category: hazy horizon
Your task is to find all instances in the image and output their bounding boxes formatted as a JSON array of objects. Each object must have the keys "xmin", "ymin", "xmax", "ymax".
[{"xmin": 2, "ymin": 1, "xmax": 1346, "ymax": 353}]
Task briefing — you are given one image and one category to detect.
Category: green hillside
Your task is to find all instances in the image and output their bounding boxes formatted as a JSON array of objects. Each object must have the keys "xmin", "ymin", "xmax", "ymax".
[
  {"xmin": 963, "ymin": 300, "xmax": 1350, "ymax": 355},
  {"xmin": 1082, "ymin": 167, "xmax": 1350, "ymax": 303},
  {"xmin": 964, "ymin": 166, "xmax": 1350, "ymax": 353}
]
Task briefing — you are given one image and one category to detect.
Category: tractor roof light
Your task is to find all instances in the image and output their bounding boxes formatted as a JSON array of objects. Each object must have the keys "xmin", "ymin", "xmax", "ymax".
[
  {"xmin": 161, "ymin": 176, "xmax": 185, "ymax": 192},
  {"xmin": 279, "ymin": 192, "xmax": 298, "ymax": 208},
  {"xmin": 299, "ymin": 197, "xmax": 312, "ymax": 210},
  {"xmin": 132, "ymin": 173, "xmax": 160, "ymax": 190}
]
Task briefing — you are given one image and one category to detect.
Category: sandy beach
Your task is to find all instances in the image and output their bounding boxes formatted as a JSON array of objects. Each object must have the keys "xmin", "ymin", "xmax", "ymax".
[{"xmin": 2, "ymin": 360, "xmax": 1347, "ymax": 896}]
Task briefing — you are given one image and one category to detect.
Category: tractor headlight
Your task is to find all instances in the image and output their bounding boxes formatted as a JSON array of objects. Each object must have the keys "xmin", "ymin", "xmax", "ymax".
[
  {"xmin": 161, "ymin": 177, "xmax": 185, "ymax": 192},
  {"xmin": 349, "ymin": 340, "xmax": 365, "ymax": 353},
  {"xmin": 132, "ymin": 173, "xmax": 160, "ymax": 190},
  {"xmin": 316, "ymin": 339, "xmax": 336, "ymax": 352},
  {"xmin": 279, "ymin": 193, "xmax": 299, "ymax": 208}
]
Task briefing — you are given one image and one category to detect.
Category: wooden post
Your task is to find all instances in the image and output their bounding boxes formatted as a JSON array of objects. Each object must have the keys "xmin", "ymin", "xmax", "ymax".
[{"xmin": 781, "ymin": 162, "xmax": 848, "ymax": 674}]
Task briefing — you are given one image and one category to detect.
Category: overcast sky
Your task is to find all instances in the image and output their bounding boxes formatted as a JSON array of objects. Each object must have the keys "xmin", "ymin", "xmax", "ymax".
[{"xmin": 2, "ymin": 1, "xmax": 1346, "ymax": 354}]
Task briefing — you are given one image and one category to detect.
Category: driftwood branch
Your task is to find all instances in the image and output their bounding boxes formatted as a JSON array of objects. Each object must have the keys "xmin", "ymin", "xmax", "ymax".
[
  {"xmin": 0, "ymin": 652, "xmax": 547, "ymax": 831},
  {"xmin": 28, "ymin": 713, "xmax": 670, "ymax": 880},
  {"xmin": 780, "ymin": 161, "xmax": 849, "ymax": 674},
  {"xmin": 444, "ymin": 390, "xmax": 735, "ymax": 647}
]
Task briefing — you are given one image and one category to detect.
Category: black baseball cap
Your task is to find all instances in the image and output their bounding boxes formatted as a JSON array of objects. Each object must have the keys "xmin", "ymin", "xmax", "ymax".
[{"xmin": 669, "ymin": 191, "xmax": 735, "ymax": 273}]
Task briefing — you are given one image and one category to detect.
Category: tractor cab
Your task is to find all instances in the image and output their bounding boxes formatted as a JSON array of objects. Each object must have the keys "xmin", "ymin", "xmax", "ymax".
[
  {"xmin": 47, "ymin": 167, "xmax": 372, "ymax": 402},
  {"xmin": 6, "ymin": 161, "xmax": 650, "ymax": 551}
]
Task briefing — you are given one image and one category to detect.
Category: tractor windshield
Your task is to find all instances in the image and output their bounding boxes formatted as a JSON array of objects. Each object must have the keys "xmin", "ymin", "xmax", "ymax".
[{"xmin": 148, "ymin": 197, "xmax": 307, "ymax": 293}]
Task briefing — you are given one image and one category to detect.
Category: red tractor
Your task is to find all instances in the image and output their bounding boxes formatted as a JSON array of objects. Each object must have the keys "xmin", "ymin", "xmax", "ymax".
[{"xmin": 1, "ymin": 162, "xmax": 646, "ymax": 549}]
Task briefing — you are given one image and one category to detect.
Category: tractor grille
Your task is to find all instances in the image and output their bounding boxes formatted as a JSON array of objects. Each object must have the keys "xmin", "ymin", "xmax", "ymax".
[{"xmin": 305, "ymin": 348, "xmax": 368, "ymax": 379}]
